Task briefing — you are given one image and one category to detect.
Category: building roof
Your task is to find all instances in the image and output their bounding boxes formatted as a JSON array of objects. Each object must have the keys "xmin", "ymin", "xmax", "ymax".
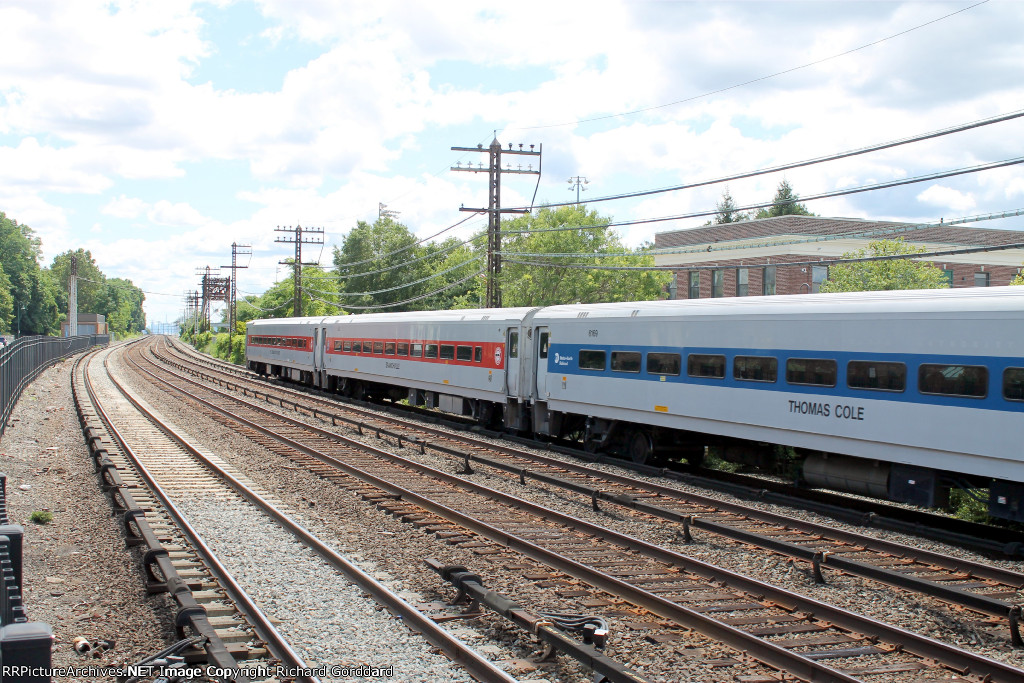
[{"xmin": 655, "ymin": 215, "xmax": 1024, "ymax": 249}]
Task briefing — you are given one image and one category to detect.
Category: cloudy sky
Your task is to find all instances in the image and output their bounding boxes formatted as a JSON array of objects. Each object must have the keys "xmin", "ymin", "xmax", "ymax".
[{"xmin": 1, "ymin": 0, "xmax": 1022, "ymax": 326}]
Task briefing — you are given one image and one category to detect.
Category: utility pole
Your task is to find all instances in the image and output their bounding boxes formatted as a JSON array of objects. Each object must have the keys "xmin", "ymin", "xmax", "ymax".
[
  {"xmin": 568, "ymin": 176, "xmax": 589, "ymax": 205},
  {"xmin": 68, "ymin": 253, "xmax": 78, "ymax": 337},
  {"xmin": 195, "ymin": 267, "xmax": 231, "ymax": 331},
  {"xmin": 275, "ymin": 224, "xmax": 324, "ymax": 317},
  {"xmin": 221, "ymin": 243, "xmax": 251, "ymax": 349},
  {"xmin": 452, "ymin": 136, "xmax": 541, "ymax": 308},
  {"xmin": 378, "ymin": 203, "xmax": 400, "ymax": 221}
]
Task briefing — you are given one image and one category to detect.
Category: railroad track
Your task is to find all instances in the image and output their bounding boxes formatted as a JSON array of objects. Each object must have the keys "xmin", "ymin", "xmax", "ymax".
[
  {"xmin": 130, "ymin": 337, "xmax": 1024, "ymax": 682},
  {"xmin": 82, "ymin": 343, "xmax": 513, "ymax": 683},
  {"xmin": 155, "ymin": 337, "xmax": 1024, "ymax": 646},
  {"xmin": 162, "ymin": 335, "xmax": 1024, "ymax": 559}
]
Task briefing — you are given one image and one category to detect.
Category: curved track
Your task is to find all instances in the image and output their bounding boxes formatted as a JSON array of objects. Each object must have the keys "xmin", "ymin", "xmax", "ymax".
[{"xmin": 134, "ymin": 337, "xmax": 1024, "ymax": 683}]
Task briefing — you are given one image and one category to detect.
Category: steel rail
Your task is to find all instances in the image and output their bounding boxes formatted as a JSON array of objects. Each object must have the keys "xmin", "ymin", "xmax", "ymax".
[
  {"xmin": 115, "ymin": 344, "xmax": 518, "ymax": 683},
  {"xmin": 76, "ymin": 351, "xmax": 261, "ymax": 683},
  {"xmin": 152, "ymin": 343, "xmax": 1024, "ymax": 624},
  {"xmin": 132, "ymin": 348, "xmax": 1024, "ymax": 683},
  {"xmin": 158, "ymin": 337, "xmax": 1024, "ymax": 558}
]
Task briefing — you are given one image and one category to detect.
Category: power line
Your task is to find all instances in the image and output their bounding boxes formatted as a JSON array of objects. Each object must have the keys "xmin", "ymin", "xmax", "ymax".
[
  {"xmin": 497, "ymin": 208, "xmax": 1024, "ymax": 260},
  {"xmin": 503, "ymin": 240, "xmax": 1024, "ymax": 272},
  {"xmin": 305, "ymin": 268, "xmax": 485, "ymax": 311},
  {"xmin": 506, "ymin": 108, "xmax": 1024, "ymax": 211},
  {"xmin": 307, "ymin": 230, "xmax": 488, "ymax": 282},
  {"xmin": 302, "ymin": 255, "xmax": 484, "ymax": 298},
  {"xmin": 328, "ymin": 212, "xmax": 485, "ymax": 273},
  {"xmin": 498, "ymin": 156, "xmax": 1024, "ymax": 238},
  {"xmin": 514, "ymin": 0, "xmax": 990, "ymax": 131}
]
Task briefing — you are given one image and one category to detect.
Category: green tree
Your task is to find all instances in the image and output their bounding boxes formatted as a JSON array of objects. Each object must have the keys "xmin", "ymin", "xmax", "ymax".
[
  {"xmin": 497, "ymin": 205, "xmax": 669, "ymax": 306},
  {"xmin": 1011, "ymin": 267, "xmax": 1024, "ymax": 285},
  {"xmin": 819, "ymin": 238, "xmax": 950, "ymax": 293},
  {"xmin": 0, "ymin": 211, "xmax": 58, "ymax": 335},
  {"xmin": 0, "ymin": 263, "xmax": 12, "ymax": 332},
  {"xmin": 332, "ymin": 217, "xmax": 434, "ymax": 312},
  {"xmin": 755, "ymin": 179, "xmax": 814, "ymax": 219},
  {"xmin": 714, "ymin": 188, "xmax": 748, "ymax": 224}
]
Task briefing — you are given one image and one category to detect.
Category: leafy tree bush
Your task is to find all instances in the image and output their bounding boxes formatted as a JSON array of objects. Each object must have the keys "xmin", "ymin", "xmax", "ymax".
[{"xmin": 820, "ymin": 238, "xmax": 949, "ymax": 292}]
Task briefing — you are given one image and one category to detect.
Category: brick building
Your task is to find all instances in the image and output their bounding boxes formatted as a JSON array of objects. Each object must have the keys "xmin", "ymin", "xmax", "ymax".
[{"xmin": 654, "ymin": 215, "xmax": 1024, "ymax": 298}]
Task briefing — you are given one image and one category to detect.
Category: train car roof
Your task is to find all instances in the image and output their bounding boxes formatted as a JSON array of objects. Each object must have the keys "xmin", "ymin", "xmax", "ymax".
[
  {"xmin": 532, "ymin": 286, "xmax": 1024, "ymax": 320},
  {"xmin": 247, "ymin": 307, "xmax": 538, "ymax": 327}
]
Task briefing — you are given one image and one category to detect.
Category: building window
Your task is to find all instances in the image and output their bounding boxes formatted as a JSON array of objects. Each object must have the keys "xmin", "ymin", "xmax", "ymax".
[
  {"xmin": 688, "ymin": 271, "xmax": 700, "ymax": 299},
  {"xmin": 711, "ymin": 270, "xmax": 724, "ymax": 298},
  {"xmin": 974, "ymin": 272, "xmax": 990, "ymax": 287},
  {"xmin": 941, "ymin": 269, "xmax": 954, "ymax": 287},
  {"xmin": 736, "ymin": 268, "xmax": 749, "ymax": 296},
  {"xmin": 811, "ymin": 265, "xmax": 828, "ymax": 293},
  {"xmin": 763, "ymin": 265, "xmax": 776, "ymax": 296}
]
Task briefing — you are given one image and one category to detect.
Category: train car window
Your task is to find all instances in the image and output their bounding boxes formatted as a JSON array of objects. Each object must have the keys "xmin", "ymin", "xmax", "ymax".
[
  {"xmin": 425, "ymin": 343, "xmax": 439, "ymax": 359},
  {"xmin": 734, "ymin": 356, "xmax": 777, "ymax": 382},
  {"xmin": 333, "ymin": 340, "xmax": 342, "ymax": 351},
  {"xmin": 439, "ymin": 344, "xmax": 454, "ymax": 360},
  {"xmin": 456, "ymin": 345, "xmax": 472, "ymax": 361},
  {"xmin": 786, "ymin": 358, "xmax": 837, "ymax": 387},
  {"xmin": 474, "ymin": 346, "xmax": 483, "ymax": 362},
  {"xmin": 1003, "ymin": 367, "xmax": 1024, "ymax": 401},
  {"xmin": 343, "ymin": 341, "xmax": 352, "ymax": 352},
  {"xmin": 611, "ymin": 351, "xmax": 642, "ymax": 373},
  {"xmin": 538, "ymin": 332, "xmax": 550, "ymax": 359},
  {"xmin": 385, "ymin": 342, "xmax": 396, "ymax": 355},
  {"xmin": 579, "ymin": 350, "xmax": 606, "ymax": 371},
  {"xmin": 373, "ymin": 341, "xmax": 384, "ymax": 354},
  {"xmin": 397, "ymin": 342, "xmax": 409, "ymax": 356},
  {"xmin": 848, "ymin": 360, "xmax": 906, "ymax": 392},
  {"xmin": 688, "ymin": 354, "xmax": 726, "ymax": 379},
  {"xmin": 647, "ymin": 352, "xmax": 681, "ymax": 376},
  {"xmin": 351, "ymin": 341, "xmax": 361, "ymax": 353},
  {"xmin": 410, "ymin": 343, "xmax": 422, "ymax": 357},
  {"xmin": 509, "ymin": 331, "xmax": 519, "ymax": 358},
  {"xmin": 918, "ymin": 364, "xmax": 988, "ymax": 398}
]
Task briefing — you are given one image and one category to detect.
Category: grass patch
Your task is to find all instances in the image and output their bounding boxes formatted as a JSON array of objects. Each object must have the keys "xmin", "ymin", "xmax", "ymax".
[{"xmin": 29, "ymin": 510, "xmax": 53, "ymax": 525}]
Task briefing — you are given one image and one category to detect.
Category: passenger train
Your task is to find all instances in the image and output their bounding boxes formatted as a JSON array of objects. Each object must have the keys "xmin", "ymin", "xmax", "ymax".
[{"xmin": 246, "ymin": 287, "xmax": 1024, "ymax": 522}]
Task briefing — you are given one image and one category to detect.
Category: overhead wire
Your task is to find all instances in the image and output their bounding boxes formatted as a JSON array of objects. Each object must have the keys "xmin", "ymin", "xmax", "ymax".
[
  {"xmin": 304, "ymin": 268, "xmax": 485, "ymax": 311},
  {"xmin": 504, "ymin": 108, "xmax": 1024, "ymax": 211},
  {"xmin": 496, "ymin": 156, "xmax": 1024, "ymax": 240},
  {"xmin": 302, "ymin": 254, "xmax": 484, "ymax": 298},
  {"xmin": 502, "ymin": 240, "xmax": 1024, "ymax": 272},
  {"xmin": 306, "ymin": 230, "xmax": 488, "ymax": 282},
  {"xmin": 327, "ymin": 212, "xmax": 485, "ymax": 273}
]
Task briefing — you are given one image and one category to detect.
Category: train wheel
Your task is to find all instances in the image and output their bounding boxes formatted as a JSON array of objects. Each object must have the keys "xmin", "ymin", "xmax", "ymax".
[{"xmin": 627, "ymin": 430, "xmax": 653, "ymax": 465}]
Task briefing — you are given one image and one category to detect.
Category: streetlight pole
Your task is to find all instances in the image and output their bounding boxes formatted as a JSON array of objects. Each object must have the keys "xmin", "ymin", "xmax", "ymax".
[
  {"xmin": 16, "ymin": 305, "xmax": 26, "ymax": 337},
  {"xmin": 567, "ymin": 176, "xmax": 589, "ymax": 205}
]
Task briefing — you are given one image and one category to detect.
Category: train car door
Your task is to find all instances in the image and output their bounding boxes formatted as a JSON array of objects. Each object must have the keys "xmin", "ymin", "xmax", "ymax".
[
  {"xmin": 534, "ymin": 326, "xmax": 550, "ymax": 398},
  {"xmin": 505, "ymin": 327, "xmax": 520, "ymax": 396}
]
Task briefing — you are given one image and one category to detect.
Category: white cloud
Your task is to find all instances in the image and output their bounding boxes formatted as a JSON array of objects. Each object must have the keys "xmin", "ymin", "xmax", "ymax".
[
  {"xmin": 102, "ymin": 195, "xmax": 148, "ymax": 218},
  {"xmin": 916, "ymin": 185, "xmax": 977, "ymax": 212},
  {"xmin": 147, "ymin": 200, "xmax": 208, "ymax": 228}
]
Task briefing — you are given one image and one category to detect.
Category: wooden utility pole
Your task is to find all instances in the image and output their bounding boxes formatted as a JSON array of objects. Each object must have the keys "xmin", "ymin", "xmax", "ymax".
[
  {"xmin": 274, "ymin": 224, "xmax": 324, "ymax": 317},
  {"xmin": 221, "ymin": 242, "xmax": 251, "ymax": 347},
  {"xmin": 452, "ymin": 137, "xmax": 541, "ymax": 308}
]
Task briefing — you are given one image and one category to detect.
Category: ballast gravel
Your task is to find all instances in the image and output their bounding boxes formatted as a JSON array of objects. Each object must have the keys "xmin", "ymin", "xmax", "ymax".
[{"xmin": 171, "ymin": 494, "xmax": 477, "ymax": 683}]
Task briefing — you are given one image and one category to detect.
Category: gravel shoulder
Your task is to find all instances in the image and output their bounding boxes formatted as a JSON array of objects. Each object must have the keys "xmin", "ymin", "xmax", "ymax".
[{"xmin": 0, "ymin": 356, "xmax": 173, "ymax": 682}]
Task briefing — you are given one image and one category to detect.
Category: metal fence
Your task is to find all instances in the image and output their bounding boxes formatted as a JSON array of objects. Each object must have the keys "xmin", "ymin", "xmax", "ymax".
[
  {"xmin": 0, "ymin": 473, "xmax": 53, "ymax": 681},
  {"xmin": 0, "ymin": 334, "xmax": 109, "ymax": 442}
]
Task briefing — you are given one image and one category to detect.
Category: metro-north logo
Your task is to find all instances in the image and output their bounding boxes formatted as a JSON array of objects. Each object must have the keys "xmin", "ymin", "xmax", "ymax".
[
  {"xmin": 553, "ymin": 352, "xmax": 573, "ymax": 366},
  {"xmin": 494, "ymin": 346, "xmax": 502, "ymax": 366}
]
